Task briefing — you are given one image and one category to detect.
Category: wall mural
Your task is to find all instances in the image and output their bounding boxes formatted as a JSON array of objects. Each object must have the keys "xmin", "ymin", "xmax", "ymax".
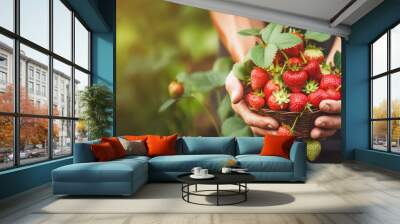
[{"xmin": 116, "ymin": 0, "xmax": 342, "ymax": 162}]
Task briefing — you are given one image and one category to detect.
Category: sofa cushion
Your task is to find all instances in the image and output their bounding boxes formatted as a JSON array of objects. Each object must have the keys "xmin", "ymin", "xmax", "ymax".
[
  {"xmin": 147, "ymin": 134, "xmax": 177, "ymax": 157},
  {"xmin": 236, "ymin": 137, "xmax": 263, "ymax": 155},
  {"xmin": 53, "ymin": 158, "xmax": 147, "ymax": 183},
  {"xmin": 236, "ymin": 155, "xmax": 293, "ymax": 172},
  {"xmin": 179, "ymin": 137, "xmax": 235, "ymax": 155},
  {"xmin": 91, "ymin": 142, "xmax": 118, "ymax": 161},
  {"xmin": 149, "ymin": 154, "xmax": 235, "ymax": 172}
]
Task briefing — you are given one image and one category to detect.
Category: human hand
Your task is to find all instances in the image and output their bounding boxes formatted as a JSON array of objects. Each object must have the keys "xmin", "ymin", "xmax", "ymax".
[
  {"xmin": 310, "ymin": 100, "xmax": 341, "ymax": 139},
  {"xmin": 225, "ymin": 72, "xmax": 279, "ymax": 136}
]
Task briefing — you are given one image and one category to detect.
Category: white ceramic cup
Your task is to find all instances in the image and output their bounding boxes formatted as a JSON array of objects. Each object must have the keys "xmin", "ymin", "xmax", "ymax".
[
  {"xmin": 200, "ymin": 169, "xmax": 208, "ymax": 176},
  {"xmin": 191, "ymin": 167, "xmax": 202, "ymax": 176},
  {"xmin": 221, "ymin": 167, "xmax": 232, "ymax": 174}
]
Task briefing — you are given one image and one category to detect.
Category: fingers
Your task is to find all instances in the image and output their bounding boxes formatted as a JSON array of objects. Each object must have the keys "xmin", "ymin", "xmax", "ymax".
[
  {"xmin": 250, "ymin": 126, "xmax": 278, "ymax": 136},
  {"xmin": 225, "ymin": 72, "xmax": 243, "ymax": 104},
  {"xmin": 314, "ymin": 115, "xmax": 341, "ymax": 129},
  {"xmin": 319, "ymin": 100, "xmax": 341, "ymax": 114},
  {"xmin": 310, "ymin": 128, "xmax": 337, "ymax": 139},
  {"xmin": 232, "ymin": 100, "xmax": 279, "ymax": 130}
]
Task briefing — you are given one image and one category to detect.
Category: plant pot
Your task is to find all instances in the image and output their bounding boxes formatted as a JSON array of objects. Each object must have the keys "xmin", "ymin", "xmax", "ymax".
[{"xmin": 259, "ymin": 109, "xmax": 325, "ymax": 138}]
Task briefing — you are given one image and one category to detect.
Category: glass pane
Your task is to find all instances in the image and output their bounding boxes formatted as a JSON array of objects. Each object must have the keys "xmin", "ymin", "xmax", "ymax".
[
  {"xmin": 53, "ymin": 0, "xmax": 72, "ymax": 60},
  {"xmin": 372, "ymin": 121, "xmax": 388, "ymax": 151},
  {"xmin": 391, "ymin": 72, "xmax": 400, "ymax": 118},
  {"xmin": 20, "ymin": 0, "xmax": 49, "ymax": 48},
  {"xmin": 75, "ymin": 120, "xmax": 88, "ymax": 143},
  {"xmin": 53, "ymin": 119, "xmax": 72, "ymax": 157},
  {"xmin": 372, "ymin": 77, "xmax": 387, "ymax": 119},
  {"xmin": 0, "ymin": 0, "xmax": 14, "ymax": 31},
  {"xmin": 0, "ymin": 34, "xmax": 14, "ymax": 112},
  {"xmin": 20, "ymin": 44, "xmax": 49, "ymax": 115},
  {"xmin": 0, "ymin": 116, "xmax": 14, "ymax": 170},
  {"xmin": 391, "ymin": 24, "xmax": 400, "ymax": 70},
  {"xmin": 391, "ymin": 120, "xmax": 400, "ymax": 153},
  {"xmin": 20, "ymin": 117, "xmax": 49, "ymax": 165},
  {"xmin": 74, "ymin": 69, "xmax": 89, "ymax": 117},
  {"xmin": 53, "ymin": 59, "xmax": 72, "ymax": 117},
  {"xmin": 74, "ymin": 17, "xmax": 89, "ymax": 70},
  {"xmin": 372, "ymin": 33, "xmax": 387, "ymax": 76}
]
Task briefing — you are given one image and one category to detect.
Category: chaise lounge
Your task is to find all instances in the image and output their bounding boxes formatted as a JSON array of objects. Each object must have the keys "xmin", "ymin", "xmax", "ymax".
[{"xmin": 52, "ymin": 137, "xmax": 306, "ymax": 196}]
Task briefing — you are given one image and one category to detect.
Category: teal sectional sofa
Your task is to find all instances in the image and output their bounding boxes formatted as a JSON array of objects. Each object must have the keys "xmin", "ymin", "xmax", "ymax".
[{"xmin": 52, "ymin": 137, "xmax": 306, "ymax": 196}]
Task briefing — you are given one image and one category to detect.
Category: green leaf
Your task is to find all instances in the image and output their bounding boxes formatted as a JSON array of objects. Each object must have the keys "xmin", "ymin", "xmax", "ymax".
[
  {"xmin": 238, "ymin": 28, "xmax": 261, "ymax": 36},
  {"xmin": 264, "ymin": 44, "xmax": 278, "ymax": 67},
  {"xmin": 232, "ymin": 60, "xmax": 253, "ymax": 80},
  {"xmin": 217, "ymin": 95, "xmax": 234, "ymax": 122},
  {"xmin": 261, "ymin": 23, "xmax": 282, "ymax": 43},
  {"xmin": 272, "ymin": 33, "xmax": 302, "ymax": 50},
  {"xmin": 250, "ymin": 45, "xmax": 265, "ymax": 67},
  {"xmin": 304, "ymin": 31, "xmax": 331, "ymax": 42},
  {"xmin": 221, "ymin": 116, "xmax": 252, "ymax": 137},
  {"xmin": 158, "ymin": 98, "xmax": 176, "ymax": 112},
  {"xmin": 334, "ymin": 51, "xmax": 341, "ymax": 70},
  {"xmin": 212, "ymin": 57, "xmax": 233, "ymax": 74}
]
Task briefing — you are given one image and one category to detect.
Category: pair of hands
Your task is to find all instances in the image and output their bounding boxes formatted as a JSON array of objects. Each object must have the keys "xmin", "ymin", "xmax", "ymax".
[{"xmin": 225, "ymin": 72, "xmax": 341, "ymax": 139}]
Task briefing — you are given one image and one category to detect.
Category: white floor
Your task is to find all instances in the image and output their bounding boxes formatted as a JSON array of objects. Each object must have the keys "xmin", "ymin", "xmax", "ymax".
[{"xmin": 1, "ymin": 162, "xmax": 400, "ymax": 224}]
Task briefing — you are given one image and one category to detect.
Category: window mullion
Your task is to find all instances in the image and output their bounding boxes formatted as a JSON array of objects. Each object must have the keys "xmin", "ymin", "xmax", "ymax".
[
  {"xmin": 388, "ymin": 30, "xmax": 391, "ymax": 152},
  {"xmin": 71, "ymin": 10, "xmax": 76, "ymax": 155}
]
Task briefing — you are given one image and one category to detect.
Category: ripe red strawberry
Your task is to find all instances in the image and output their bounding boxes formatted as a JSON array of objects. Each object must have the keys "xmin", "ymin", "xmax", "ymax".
[
  {"xmin": 250, "ymin": 67, "xmax": 270, "ymax": 91},
  {"xmin": 289, "ymin": 93, "xmax": 308, "ymax": 112},
  {"xmin": 245, "ymin": 92, "xmax": 265, "ymax": 111},
  {"xmin": 304, "ymin": 46, "xmax": 324, "ymax": 63},
  {"xmin": 303, "ymin": 60, "xmax": 321, "ymax": 81},
  {"xmin": 267, "ymin": 89, "xmax": 289, "ymax": 111},
  {"xmin": 277, "ymin": 125, "xmax": 293, "ymax": 136},
  {"xmin": 308, "ymin": 89, "xmax": 328, "ymax": 108},
  {"xmin": 283, "ymin": 32, "xmax": 304, "ymax": 57},
  {"xmin": 283, "ymin": 69, "xmax": 308, "ymax": 93},
  {"xmin": 287, "ymin": 57, "xmax": 303, "ymax": 67},
  {"xmin": 263, "ymin": 80, "xmax": 280, "ymax": 100},
  {"xmin": 320, "ymin": 74, "xmax": 341, "ymax": 90},
  {"xmin": 325, "ymin": 88, "xmax": 341, "ymax": 100}
]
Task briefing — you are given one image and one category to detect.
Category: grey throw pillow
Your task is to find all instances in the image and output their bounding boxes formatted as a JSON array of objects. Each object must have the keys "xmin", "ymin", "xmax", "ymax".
[{"xmin": 118, "ymin": 137, "xmax": 147, "ymax": 156}]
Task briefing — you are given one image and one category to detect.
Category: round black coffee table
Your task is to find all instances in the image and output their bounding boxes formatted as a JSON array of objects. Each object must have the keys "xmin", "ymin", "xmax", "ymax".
[{"xmin": 177, "ymin": 173, "xmax": 255, "ymax": 206}]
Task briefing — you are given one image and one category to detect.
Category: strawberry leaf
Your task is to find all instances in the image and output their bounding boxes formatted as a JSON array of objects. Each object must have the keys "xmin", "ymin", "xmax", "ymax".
[
  {"xmin": 238, "ymin": 28, "xmax": 261, "ymax": 36},
  {"xmin": 233, "ymin": 59, "xmax": 253, "ymax": 80},
  {"xmin": 304, "ymin": 31, "xmax": 330, "ymax": 42},
  {"xmin": 272, "ymin": 33, "xmax": 302, "ymax": 50},
  {"xmin": 261, "ymin": 23, "xmax": 283, "ymax": 43},
  {"xmin": 250, "ymin": 45, "xmax": 265, "ymax": 67},
  {"xmin": 221, "ymin": 116, "xmax": 252, "ymax": 136},
  {"xmin": 159, "ymin": 99, "xmax": 177, "ymax": 112},
  {"xmin": 264, "ymin": 43, "xmax": 278, "ymax": 68},
  {"xmin": 334, "ymin": 51, "xmax": 341, "ymax": 70},
  {"xmin": 218, "ymin": 95, "xmax": 234, "ymax": 122}
]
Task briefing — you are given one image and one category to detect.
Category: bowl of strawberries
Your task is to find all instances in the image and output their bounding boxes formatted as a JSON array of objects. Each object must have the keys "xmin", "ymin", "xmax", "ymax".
[{"xmin": 233, "ymin": 24, "xmax": 341, "ymax": 138}]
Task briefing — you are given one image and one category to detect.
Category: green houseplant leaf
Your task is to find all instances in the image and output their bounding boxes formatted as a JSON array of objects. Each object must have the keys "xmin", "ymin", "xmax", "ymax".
[
  {"xmin": 304, "ymin": 31, "xmax": 331, "ymax": 42},
  {"xmin": 238, "ymin": 28, "xmax": 261, "ymax": 36}
]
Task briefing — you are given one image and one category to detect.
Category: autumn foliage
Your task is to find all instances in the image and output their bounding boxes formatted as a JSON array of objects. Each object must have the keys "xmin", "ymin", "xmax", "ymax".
[{"xmin": 0, "ymin": 85, "xmax": 59, "ymax": 150}]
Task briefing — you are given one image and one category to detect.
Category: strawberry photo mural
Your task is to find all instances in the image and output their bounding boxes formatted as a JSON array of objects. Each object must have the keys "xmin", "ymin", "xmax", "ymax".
[{"xmin": 117, "ymin": 1, "xmax": 341, "ymax": 162}]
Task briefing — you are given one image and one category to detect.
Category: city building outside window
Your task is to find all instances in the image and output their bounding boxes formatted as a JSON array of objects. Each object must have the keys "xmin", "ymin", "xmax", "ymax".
[
  {"xmin": 0, "ymin": 0, "xmax": 91, "ymax": 170},
  {"xmin": 370, "ymin": 22, "xmax": 400, "ymax": 154}
]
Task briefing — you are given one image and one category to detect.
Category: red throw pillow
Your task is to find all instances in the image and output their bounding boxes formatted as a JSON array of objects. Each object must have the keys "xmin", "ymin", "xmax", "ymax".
[
  {"xmin": 124, "ymin": 135, "xmax": 148, "ymax": 141},
  {"xmin": 101, "ymin": 137, "xmax": 126, "ymax": 158},
  {"xmin": 146, "ymin": 134, "xmax": 177, "ymax": 157},
  {"xmin": 260, "ymin": 134, "xmax": 295, "ymax": 159},
  {"xmin": 91, "ymin": 142, "xmax": 117, "ymax": 161}
]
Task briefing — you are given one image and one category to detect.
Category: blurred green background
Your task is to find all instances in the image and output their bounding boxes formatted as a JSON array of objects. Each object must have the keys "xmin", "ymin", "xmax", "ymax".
[{"xmin": 116, "ymin": 0, "xmax": 246, "ymax": 136}]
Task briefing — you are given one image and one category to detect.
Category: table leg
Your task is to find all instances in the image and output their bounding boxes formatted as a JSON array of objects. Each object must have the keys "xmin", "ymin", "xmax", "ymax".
[
  {"xmin": 216, "ymin": 184, "xmax": 219, "ymax": 206},
  {"xmin": 195, "ymin": 184, "xmax": 198, "ymax": 192},
  {"xmin": 245, "ymin": 183, "xmax": 247, "ymax": 201}
]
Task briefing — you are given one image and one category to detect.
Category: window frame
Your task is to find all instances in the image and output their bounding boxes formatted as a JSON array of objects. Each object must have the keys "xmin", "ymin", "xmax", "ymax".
[
  {"xmin": 0, "ymin": 0, "xmax": 91, "ymax": 171},
  {"xmin": 370, "ymin": 20, "xmax": 400, "ymax": 154}
]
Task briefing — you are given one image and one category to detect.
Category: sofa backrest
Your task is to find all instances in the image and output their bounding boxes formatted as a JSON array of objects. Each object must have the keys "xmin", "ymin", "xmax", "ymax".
[
  {"xmin": 236, "ymin": 137, "xmax": 263, "ymax": 155},
  {"xmin": 177, "ymin": 137, "xmax": 236, "ymax": 155}
]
